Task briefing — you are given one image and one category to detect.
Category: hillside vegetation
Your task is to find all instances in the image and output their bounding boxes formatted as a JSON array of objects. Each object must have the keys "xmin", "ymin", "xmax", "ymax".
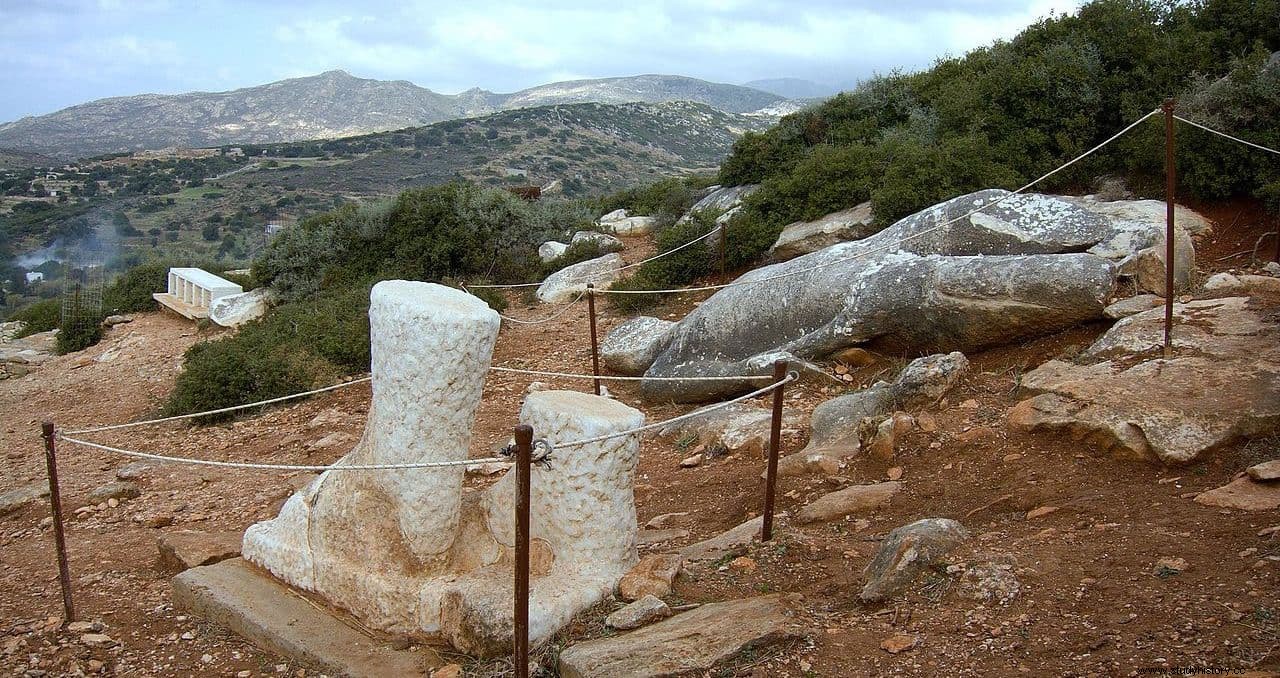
[{"xmin": 719, "ymin": 0, "xmax": 1279, "ymax": 250}]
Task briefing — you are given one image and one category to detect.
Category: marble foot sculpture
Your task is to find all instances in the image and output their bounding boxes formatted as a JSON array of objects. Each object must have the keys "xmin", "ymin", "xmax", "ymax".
[{"xmin": 242, "ymin": 281, "xmax": 644, "ymax": 657}]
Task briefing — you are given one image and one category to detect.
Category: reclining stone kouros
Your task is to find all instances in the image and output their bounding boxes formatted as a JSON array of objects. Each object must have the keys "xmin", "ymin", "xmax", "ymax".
[{"xmin": 242, "ymin": 281, "xmax": 644, "ymax": 657}]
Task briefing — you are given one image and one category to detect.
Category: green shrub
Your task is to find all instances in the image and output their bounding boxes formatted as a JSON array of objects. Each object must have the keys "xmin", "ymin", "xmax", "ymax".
[
  {"xmin": 604, "ymin": 211, "xmax": 718, "ymax": 313},
  {"xmin": 10, "ymin": 298, "xmax": 60, "ymax": 337},
  {"xmin": 55, "ymin": 312, "xmax": 103, "ymax": 355},
  {"xmin": 603, "ymin": 270, "xmax": 666, "ymax": 314},
  {"xmin": 463, "ymin": 285, "xmax": 509, "ymax": 312},
  {"xmin": 102, "ymin": 261, "xmax": 168, "ymax": 313}
]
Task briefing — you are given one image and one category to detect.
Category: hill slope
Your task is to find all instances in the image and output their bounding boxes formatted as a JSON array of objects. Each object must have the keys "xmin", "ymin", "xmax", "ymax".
[{"xmin": 0, "ymin": 71, "xmax": 786, "ymax": 159}]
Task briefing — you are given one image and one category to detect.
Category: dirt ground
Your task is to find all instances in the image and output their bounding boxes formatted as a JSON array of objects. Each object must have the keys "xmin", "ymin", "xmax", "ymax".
[{"xmin": 1, "ymin": 210, "xmax": 1278, "ymax": 678}]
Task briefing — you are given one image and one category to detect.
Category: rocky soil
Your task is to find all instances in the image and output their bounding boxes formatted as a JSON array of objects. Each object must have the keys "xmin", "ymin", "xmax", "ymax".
[{"xmin": 1, "ymin": 209, "xmax": 1278, "ymax": 677}]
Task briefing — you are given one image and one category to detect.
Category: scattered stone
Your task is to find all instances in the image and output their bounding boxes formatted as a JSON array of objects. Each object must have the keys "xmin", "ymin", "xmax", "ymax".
[
  {"xmin": 887, "ymin": 467, "xmax": 903, "ymax": 481},
  {"xmin": 679, "ymin": 516, "xmax": 764, "ymax": 562},
  {"xmin": 635, "ymin": 528, "xmax": 689, "ymax": 546},
  {"xmin": 1194, "ymin": 477, "xmax": 1280, "ymax": 512},
  {"xmin": 1247, "ymin": 460, "xmax": 1280, "ymax": 481},
  {"xmin": 80, "ymin": 634, "xmax": 116, "ymax": 648},
  {"xmin": 660, "ymin": 402, "xmax": 804, "ymax": 458},
  {"xmin": 1025, "ymin": 506, "xmax": 1059, "ymax": 520},
  {"xmin": 67, "ymin": 621, "xmax": 104, "ymax": 633},
  {"xmin": 776, "ymin": 451, "xmax": 843, "ymax": 477},
  {"xmin": 558, "ymin": 594, "xmax": 806, "ymax": 678},
  {"xmin": 679, "ymin": 455, "xmax": 702, "ymax": 468},
  {"xmin": 1265, "ymin": 261, "xmax": 1280, "ymax": 276},
  {"xmin": 605, "ymin": 595, "xmax": 672, "ymax": 630},
  {"xmin": 432, "ymin": 664, "xmax": 462, "ymax": 678},
  {"xmin": 607, "ymin": 216, "xmax": 660, "ymax": 236},
  {"xmin": 794, "ymin": 482, "xmax": 900, "ymax": 525},
  {"xmin": 1205, "ymin": 272, "xmax": 1280, "ymax": 295},
  {"xmin": 958, "ymin": 553, "xmax": 1021, "ymax": 605},
  {"xmin": 306, "ymin": 431, "xmax": 355, "ymax": 453},
  {"xmin": 1153, "ymin": 556, "xmax": 1188, "ymax": 576},
  {"xmin": 600, "ymin": 317, "xmax": 676, "ymax": 376},
  {"xmin": 644, "ymin": 512, "xmax": 688, "ymax": 529},
  {"xmin": 538, "ymin": 241, "xmax": 569, "ymax": 263},
  {"xmin": 157, "ymin": 530, "xmax": 244, "ymax": 571},
  {"xmin": 571, "ymin": 230, "xmax": 623, "ymax": 250},
  {"xmin": 536, "ymin": 253, "xmax": 623, "ymax": 304},
  {"xmin": 115, "ymin": 462, "xmax": 154, "ymax": 481},
  {"xmin": 769, "ymin": 202, "xmax": 878, "ymax": 261},
  {"xmin": 728, "ymin": 556, "xmax": 757, "ymax": 573},
  {"xmin": 84, "ymin": 481, "xmax": 140, "ymax": 506},
  {"xmin": 618, "ymin": 554, "xmax": 684, "ymax": 601},
  {"xmin": 1011, "ymin": 297, "xmax": 1280, "ymax": 464},
  {"xmin": 1103, "ymin": 294, "xmax": 1163, "ymax": 319},
  {"xmin": 880, "ymin": 633, "xmax": 918, "ymax": 654},
  {"xmin": 102, "ymin": 314, "xmax": 132, "ymax": 327},
  {"xmin": 210, "ymin": 287, "xmax": 277, "ymax": 328},
  {"xmin": 861, "ymin": 518, "xmax": 969, "ymax": 602},
  {"xmin": 0, "ymin": 483, "xmax": 48, "ymax": 517}
]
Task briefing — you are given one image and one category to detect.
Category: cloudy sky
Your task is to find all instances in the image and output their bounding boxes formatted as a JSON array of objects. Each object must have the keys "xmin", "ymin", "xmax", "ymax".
[{"xmin": 0, "ymin": 0, "xmax": 1082, "ymax": 122}]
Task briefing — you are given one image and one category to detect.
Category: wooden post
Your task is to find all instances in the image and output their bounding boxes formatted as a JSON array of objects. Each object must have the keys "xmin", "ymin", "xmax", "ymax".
[
  {"xmin": 512, "ymin": 424, "xmax": 533, "ymax": 678},
  {"xmin": 41, "ymin": 422, "xmax": 75, "ymax": 625},
  {"xmin": 761, "ymin": 360, "xmax": 787, "ymax": 542},
  {"xmin": 586, "ymin": 284, "xmax": 601, "ymax": 396},
  {"xmin": 1162, "ymin": 99, "xmax": 1177, "ymax": 359},
  {"xmin": 719, "ymin": 221, "xmax": 727, "ymax": 279}
]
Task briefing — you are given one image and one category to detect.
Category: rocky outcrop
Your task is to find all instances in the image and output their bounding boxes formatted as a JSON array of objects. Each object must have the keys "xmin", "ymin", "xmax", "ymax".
[
  {"xmin": 536, "ymin": 253, "xmax": 623, "ymax": 304},
  {"xmin": 209, "ymin": 287, "xmax": 277, "ymax": 328},
  {"xmin": 1010, "ymin": 297, "xmax": 1280, "ymax": 464},
  {"xmin": 793, "ymin": 482, "xmax": 900, "ymax": 524},
  {"xmin": 1068, "ymin": 196, "xmax": 1210, "ymax": 294},
  {"xmin": 678, "ymin": 184, "xmax": 759, "ymax": 223},
  {"xmin": 1103, "ymin": 294, "xmax": 1162, "ymax": 319},
  {"xmin": 769, "ymin": 202, "xmax": 877, "ymax": 261},
  {"xmin": 558, "ymin": 594, "xmax": 807, "ymax": 678},
  {"xmin": 658, "ymin": 401, "xmax": 805, "ymax": 457},
  {"xmin": 600, "ymin": 316, "xmax": 675, "ymax": 376},
  {"xmin": 641, "ymin": 190, "xmax": 1117, "ymax": 402},
  {"xmin": 861, "ymin": 518, "xmax": 968, "ymax": 602},
  {"xmin": 609, "ymin": 216, "xmax": 660, "ymax": 236}
]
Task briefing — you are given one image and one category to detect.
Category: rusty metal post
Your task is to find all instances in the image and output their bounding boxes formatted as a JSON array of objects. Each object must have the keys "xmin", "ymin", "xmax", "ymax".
[
  {"xmin": 719, "ymin": 221, "xmax": 727, "ymax": 278},
  {"xmin": 512, "ymin": 424, "xmax": 533, "ymax": 678},
  {"xmin": 41, "ymin": 422, "xmax": 75, "ymax": 625},
  {"xmin": 761, "ymin": 360, "xmax": 787, "ymax": 542},
  {"xmin": 586, "ymin": 284, "xmax": 601, "ymax": 396},
  {"xmin": 1162, "ymin": 99, "xmax": 1177, "ymax": 358}
]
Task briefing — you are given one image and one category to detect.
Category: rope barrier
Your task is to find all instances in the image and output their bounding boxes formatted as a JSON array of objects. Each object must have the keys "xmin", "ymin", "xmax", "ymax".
[
  {"xmin": 552, "ymin": 371, "xmax": 798, "ymax": 450},
  {"xmin": 57, "ymin": 434, "xmax": 510, "ymax": 471},
  {"xmin": 64, "ymin": 377, "xmax": 374, "ymax": 435},
  {"xmin": 487, "ymin": 290, "xmax": 588, "ymax": 325},
  {"xmin": 1174, "ymin": 115, "xmax": 1280, "ymax": 156},
  {"xmin": 596, "ymin": 109, "xmax": 1162, "ymax": 296},
  {"xmin": 55, "ymin": 373, "xmax": 795, "ymax": 472},
  {"xmin": 488, "ymin": 366, "xmax": 773, "ymax": 382}
]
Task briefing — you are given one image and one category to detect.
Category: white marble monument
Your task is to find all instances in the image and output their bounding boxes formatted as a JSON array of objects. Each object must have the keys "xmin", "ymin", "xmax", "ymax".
[{"xmin": 242, "ymin": 280, "xmax": 644, "ymax": 657}]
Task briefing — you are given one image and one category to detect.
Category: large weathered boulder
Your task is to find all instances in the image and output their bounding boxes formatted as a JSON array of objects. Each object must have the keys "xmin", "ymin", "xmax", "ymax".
[
  {"xmin": 558, "ymin": 594, "xmax": 807, "ymax": 678},
  {"xmin": 861, "ymin": 518, "xmax": 968, "ymax": 602},
  {"xmin": 610, "ymin": 216, "xmax": 660, "ymax": 236},
  {"xmin": 536, "ymin": 253, "xmax": 623, "ymax": 304},
  {"xmin": 600, "ymin": 316, "xmax": 675, "ymax": 376},
  {"xmin": 1010, "ymin": 297, "xmax": 1280, "ymax": 464},
  {"xmin": 794, "ymin": 482, "xmax": 901, "ymax": 524},
  {"xmin": 209, "ymin": 287, "xmax": 277, "ymax": 328},
  {"xmin": 678, "ymin": 184, "xmax": 759, "ymax": 223},
  {"xmin": 769, "ymin": 202, "xmax": 877, "ymax": 261},
  {"xmin": 1067, "ymin": 196, "xmax": 1209, "ymax": 294}
]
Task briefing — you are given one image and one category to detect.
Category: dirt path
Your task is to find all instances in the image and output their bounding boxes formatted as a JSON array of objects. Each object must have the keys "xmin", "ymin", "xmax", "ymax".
[{"xmin": 1, "ymin": 231, "xmax": 1278, "ymax": 676}]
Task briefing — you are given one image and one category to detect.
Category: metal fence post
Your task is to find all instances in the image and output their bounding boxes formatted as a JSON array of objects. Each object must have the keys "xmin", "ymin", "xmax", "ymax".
[
  {"xmin": 41, "ymin": 422, "xmax": 75, "ymax": 625},
  {"xmin": 761, "ymin": 360, "xmax": 787, "ymax": 542},
  {"xmin": 586, "ymin": 284, "xmax": 601, "ymax": 395},
  {"xmin": 512, "ymin": 424, "xmax": 533, "ymax": 678},
  {"xmin": 719, "ymin": 221, "xmax": 727, "ymax": 278},
  {"xmin": 1162, "ymin": 98, "xmax": 1177, "ymax": 358}
]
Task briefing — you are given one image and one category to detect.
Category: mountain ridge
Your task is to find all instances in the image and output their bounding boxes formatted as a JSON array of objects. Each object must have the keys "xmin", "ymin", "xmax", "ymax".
[{"xmin": 0, "ymin": 70, "xmax": 789, "ymax": 159}]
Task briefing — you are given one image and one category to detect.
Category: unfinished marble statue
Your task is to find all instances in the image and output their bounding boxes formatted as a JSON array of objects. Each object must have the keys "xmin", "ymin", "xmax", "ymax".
[{"xmin": 242, "ymin": 281, "xmax": 644, "ymax": 657}]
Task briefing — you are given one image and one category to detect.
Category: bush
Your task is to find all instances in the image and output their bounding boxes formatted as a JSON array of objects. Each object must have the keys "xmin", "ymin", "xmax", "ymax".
[
  {"xmin": 102, "ymin": 261, "xmax": 168, "ymax": 313},
  {"xmin": 605, "ymin": 211, "xmax": 718, "ymax": 313},
  {"xmin": 10, "ymin": 298, "xmax": 60, "ymax": 337},
  {"xmin": 55, "ymin": 312, "xmax": 102, "ymax": 355}
]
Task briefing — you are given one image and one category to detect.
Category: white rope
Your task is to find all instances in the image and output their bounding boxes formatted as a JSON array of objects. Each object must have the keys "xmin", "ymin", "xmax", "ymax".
[
  {"xmin": 1174, "ymin": 115, "xmax": 1280, "ymax": 156},
  {"xmin": 598, "ymin": 109, "xmax": 1162, "ymax": 296},
  {"xmin": 57, "ymin": 433, "xmax": 509, "ymax": 471},
  {"xmin": 488, "ymin": 366, "xmax": 773, "ymax": 382},
  {"xmin": 465, "ymin": 226, "xmax": 720, "ymax": 290},
  {"xmin": 64, "ymin": 377, "xmax": 374, "ymax": 435},
  {"xmin": 554, "ymin": 372, "xmax": 797, "ymax": 450},
  {"xmin": 490, "ymin": 290, "xmax": 587, "ymax": 325}
]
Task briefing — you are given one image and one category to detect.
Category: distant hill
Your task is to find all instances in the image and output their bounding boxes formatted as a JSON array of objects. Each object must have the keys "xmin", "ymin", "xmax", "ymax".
[
  {"xmin": 743, "ymin": 78, "xmax": 837, "ymax": 99},
  {"xmin": 0, "ymin": 71, "xmax": 789, "ymax": 159}
]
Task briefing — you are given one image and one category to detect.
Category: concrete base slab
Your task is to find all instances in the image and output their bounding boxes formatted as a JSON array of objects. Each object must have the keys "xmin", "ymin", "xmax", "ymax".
[
  {"xmin": 153, "ymin": 292, "xmax": 209, "ymax": 319},
  {"xmin": 172, "ymin": 558, "xmax": 440, "ymax": 677}
]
